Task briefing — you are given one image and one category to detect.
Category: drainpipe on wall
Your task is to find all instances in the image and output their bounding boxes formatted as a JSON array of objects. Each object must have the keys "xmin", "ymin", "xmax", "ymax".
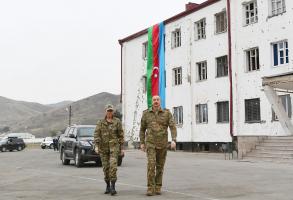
[
  {"xmin": 227, "ymin": 0, "xmax": 234, "ymax": 141},
  {"xmin": 118, "ymin": 41, "xmax": 129, "ymax": 146},
  {"xmin": 188, "ymin": 18, "xmax": 195, "ymax": 144},
  {"xmin": 119, "ymin": 42, "xmax": 123, "ymax": 103}
]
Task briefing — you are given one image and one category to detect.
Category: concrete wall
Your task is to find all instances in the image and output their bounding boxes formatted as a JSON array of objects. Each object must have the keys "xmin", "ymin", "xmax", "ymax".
[
  {"xmin": 237, "ymin": 136, "xmax": 268, "ymax": 159},
  {"xmin": 122, "ymin": 34, "xmax": 148, "ymax": 142}
]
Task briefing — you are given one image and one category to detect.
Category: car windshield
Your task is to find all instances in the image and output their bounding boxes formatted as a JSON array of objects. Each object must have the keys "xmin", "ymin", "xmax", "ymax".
[
  {"xmin": 77, "ymin": 127, "xmax": 95, "ymax": 137},
  {"xmin": 45, "ymin": 137, "xmax": 53, "ymax": 141}
]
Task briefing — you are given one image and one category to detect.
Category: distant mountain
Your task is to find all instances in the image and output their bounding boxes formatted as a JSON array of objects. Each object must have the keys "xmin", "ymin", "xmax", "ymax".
[
  {"xmin": 6, "ymin": 92, "xmax": 121, "ymax": 137},
  {"xmin": 0, "ymin": 96, "xmax": 52, "ymax": 126},
  {"xmin": 47, "ymin": 101, "xmax": 73, "ymax": 109}
]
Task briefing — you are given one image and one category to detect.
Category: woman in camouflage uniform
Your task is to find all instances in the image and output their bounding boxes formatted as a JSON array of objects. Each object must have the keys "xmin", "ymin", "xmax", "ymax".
[{"xmin": 94, "ymin": 104, "xmax": 124, "ymax": 195}]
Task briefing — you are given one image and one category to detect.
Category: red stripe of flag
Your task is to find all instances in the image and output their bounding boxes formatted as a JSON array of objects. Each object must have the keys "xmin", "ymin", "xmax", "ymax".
[{"xmin": 151, "ymin": 24, "xmax": 159, "ymax": 96}]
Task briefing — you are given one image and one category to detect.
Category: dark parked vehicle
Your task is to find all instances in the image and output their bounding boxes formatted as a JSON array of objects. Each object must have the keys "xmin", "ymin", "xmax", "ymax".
[
  {"xmin": 0, "ymin": 137, "xmax": 26, "ymax": 152},
  {"xmin": 59, "ymin": 125, "xmax": 124, "ymax": 168}
]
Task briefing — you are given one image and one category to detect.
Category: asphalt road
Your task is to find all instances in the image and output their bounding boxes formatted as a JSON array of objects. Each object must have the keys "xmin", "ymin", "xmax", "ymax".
[{"xmin": 0, "ymin": 148, "xmax": 293, "ymax": 200}]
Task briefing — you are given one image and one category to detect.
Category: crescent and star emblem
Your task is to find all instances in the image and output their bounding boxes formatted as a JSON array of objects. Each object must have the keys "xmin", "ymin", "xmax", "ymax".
[{"xmin": 152, "ymin": 66, "xmax": 159, "ymax": 78}]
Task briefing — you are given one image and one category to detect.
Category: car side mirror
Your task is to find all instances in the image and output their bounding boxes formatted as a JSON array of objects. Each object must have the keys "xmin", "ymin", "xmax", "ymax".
[{"xmin": 69, "ymin": 134, "xmax": 75, "ymax": 138}]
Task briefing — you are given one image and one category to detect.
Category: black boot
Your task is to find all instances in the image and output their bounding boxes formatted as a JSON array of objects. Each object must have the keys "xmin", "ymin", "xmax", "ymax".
[
  {"xmin": 110, "ymin": 181, "xmax": 117, "ymax": 195},
  {"xmin": 104, "ymin": 181, "xmax": 111, "ymax": 194}
]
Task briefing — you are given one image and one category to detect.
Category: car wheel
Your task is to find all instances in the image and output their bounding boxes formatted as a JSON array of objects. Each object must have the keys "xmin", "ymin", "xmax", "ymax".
[
  {"xmin": 17, "ymin": 146, "xmax": 23, "ymax": 151},
  {"xmin": 118, "ymin": 156, "xmax": 123, "ymax": 166},
  {"xmin": 61, "ymin": 149, "xmax": 70, "ymax": 165},
  {"xmin": 41, "ymin": 145, "xmax": 46, "ymax": 149},
  {"xmin": 49, "ymin": 144, "xmax": 54, "ymax": 149},
  {"xmin": 1, "ymin": 147, "xmax": 6, "ymax": 152},
  {"xmin": 74, "ymin": 150, "xmax": 83, "ymax": 168}
]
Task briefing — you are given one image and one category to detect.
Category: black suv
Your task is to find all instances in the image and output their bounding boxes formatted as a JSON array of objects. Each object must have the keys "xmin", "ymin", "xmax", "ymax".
[
  {"xmin": 59, "ymin": 125, "xmax": 124, "ymax": 167},
  {"xmin": 0, "ymin": 137, "xmax": 26, "ymax": 152}
]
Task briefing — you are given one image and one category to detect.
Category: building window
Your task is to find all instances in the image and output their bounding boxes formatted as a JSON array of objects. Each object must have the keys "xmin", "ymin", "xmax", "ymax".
[
  {"xmin": 173, "ymin": 67, "xmax": 182, "ymax": 86},
  {"xmin": 272, "ymin": 94, "xmax": 292, "ymax": 120},
  {"xmin": 172, "ymin": 28, "xmax": 181, "ymax": 48},
  {"xmin": 197, "ymin": 61, "xmax": 207, "ymax": 81},
  {"xmin": 271, "ymin": 0, "xmax": 286, "ymax": 16},
  {"xmin": 244, "ymin": 1, "xmax": 258, "ymax": 25},
  {"xmin": 173, "ymin": 106, "xmax": 183, "ymax": 125},
  {"xmin": 272, "ymin": 40, "xmax": 289, "ymax": 66},
  {"xmin": 217, "ymin": 101, "xmax": 229, "ymax": 123},
  {"xmin": 196, "ymin": 104, "xmax": 208, "ymax": 123},
  {"xmin": 246, "ymin": 47, "xmax": 260, "ymax": 71},
  {"xmin": 194, "ymin": 18, "xmax": 206, "ymax": 40},
  {"xmin": 216, "ymin": 55, "xmax": 228, "ymax": 77},
  {"xmin": 142, "ymin": 41, "xmax": 148, "ymax": 60},
  {"xmin": 215, "ymin": 11, "xmax": 227, "ymax": 34},
  {"xmin": 245, "ymin": 98, "xmax": 261, "ymax": 123}
]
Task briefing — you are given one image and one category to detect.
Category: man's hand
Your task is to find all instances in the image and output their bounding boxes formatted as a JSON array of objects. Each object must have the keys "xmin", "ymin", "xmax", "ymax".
[
  {"xmin": 94, "ymin": 146, "xmax": 99, "ymax": 154},
  {"xmin": 171, "ymin": 141, "xmax": 176, "ymax": 150},
  {"xmin": 140, "ymin": 144, "xmax": 145, "ymax": 152}
]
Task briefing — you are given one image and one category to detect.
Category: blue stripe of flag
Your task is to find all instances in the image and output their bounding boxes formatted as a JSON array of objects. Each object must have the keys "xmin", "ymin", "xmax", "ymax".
[{"xmin": 159, "ymin": 22, "xmax": 166, "ymax": 109}]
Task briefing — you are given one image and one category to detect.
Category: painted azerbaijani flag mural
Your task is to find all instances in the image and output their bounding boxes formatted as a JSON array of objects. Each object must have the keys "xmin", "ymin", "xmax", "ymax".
[{"xmin": 146, "ymin": 22, "xmax": 166, "ymax": 109}]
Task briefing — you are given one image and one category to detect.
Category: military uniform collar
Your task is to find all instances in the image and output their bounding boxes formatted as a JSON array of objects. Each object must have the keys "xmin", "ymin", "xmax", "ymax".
[
  {"xmin": 102, "ymin": 117, "xmax": 116, "ymax": 125},
  {"xmin": 148, "ymin": 107, "xmax": 164, "ymax": 113}
]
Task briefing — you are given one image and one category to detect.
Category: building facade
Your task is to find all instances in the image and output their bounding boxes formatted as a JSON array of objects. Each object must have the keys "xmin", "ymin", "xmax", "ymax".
[{"xmin": 119, "ymin": 0, "xmax": 293, "ymax": 151}]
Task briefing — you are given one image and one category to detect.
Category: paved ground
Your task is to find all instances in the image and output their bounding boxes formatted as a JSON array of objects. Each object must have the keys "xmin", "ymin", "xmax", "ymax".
[{"xmin": 0, "ymin": 148, "xmax": 292, "ymax": 200}]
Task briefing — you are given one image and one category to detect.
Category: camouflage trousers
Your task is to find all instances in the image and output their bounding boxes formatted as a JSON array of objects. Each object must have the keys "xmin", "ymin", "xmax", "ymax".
[
  {"xmin": 146, "ymin": 147, "xmax": 167, "ymax": 189},
  {"xmin": 100, "ymin": 149, "xmax": 118, "ymax": 182}
]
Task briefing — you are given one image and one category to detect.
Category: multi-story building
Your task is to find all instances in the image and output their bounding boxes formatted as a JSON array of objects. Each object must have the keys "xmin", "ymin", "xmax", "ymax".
[{"xmin": 118, "ymin": 0, "xmax": 293, "ymax": 154}]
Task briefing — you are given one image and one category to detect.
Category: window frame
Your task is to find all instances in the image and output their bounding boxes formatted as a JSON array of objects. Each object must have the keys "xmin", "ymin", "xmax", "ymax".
[
  {"xmin": 172, "ymin": 28, "xmax": 181, "ymax": 48},
  {"xmin": 216, "ymin": 55, "xmax": 228, "ymax": 77},
  {"xmin": 243, "ymin": 0, "xmax": 258, "ymax": 25},
  {"xmin": 196, "ymin": 104, "xmax": 208, "ymax": 124},
  {"xmin": 246, "ymin": 47, "xmax": 260, "ymax": 72},
  {"xmin": 270, "ymin": 0, "xmax": 286, "ymax": 16},
  {"xmin": 215, "ymin": 11, "xmax": 227, "ymax": 34},
  {"xmin": 173, "ymin": 106, "xmax": 183, "ymax": 125},
  {"xmin": 245, "ymin": 98, "xmax": 261, "ymax": 123},
  {"xmin": 173, "ymin": 67, "xmax": 182, "ymax": 86},
  {"xmin": 272, "ymin": 40, "xmax": 289, "ymax": 67},
  {"xmin": 197, "ymin": 61, "xmax": 207, "ymax": 81},
  {"xmin": 194, "ymin": 18, "xmax": 206, "ymax": 40},
  {"xmin": 216, "ymin": 101, "xmax": 229, "ymax": 123},
  {"xmin": 142, "ymin": 41, "xmax": 148, "ymax": 60}
]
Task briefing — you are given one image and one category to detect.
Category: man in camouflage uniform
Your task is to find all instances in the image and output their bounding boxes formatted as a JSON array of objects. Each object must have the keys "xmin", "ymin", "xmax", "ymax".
[
  {"xmin": 140, "ymin": 95, "xmax": 177, "ymax": 196},
  {"xmin": 94, "ymin": 104, "xmax": 124, "ymax": 196}
]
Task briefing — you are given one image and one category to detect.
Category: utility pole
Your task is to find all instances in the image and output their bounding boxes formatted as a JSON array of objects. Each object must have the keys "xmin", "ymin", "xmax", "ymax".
[{"xmin": 67, "ymin": 105, "xmax": 72, "ymax": 126}]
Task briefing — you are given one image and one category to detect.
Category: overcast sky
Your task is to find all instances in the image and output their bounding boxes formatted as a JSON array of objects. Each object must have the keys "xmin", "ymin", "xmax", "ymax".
[{"xmin": 0, "ymin": 0, "xmax": 204, "ymax": 104}]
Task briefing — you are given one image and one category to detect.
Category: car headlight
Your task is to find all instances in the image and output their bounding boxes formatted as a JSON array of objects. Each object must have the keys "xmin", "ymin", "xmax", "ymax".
[{"xmin": 79, "ymin": 141, "xmax": 91, "ymax": 147}]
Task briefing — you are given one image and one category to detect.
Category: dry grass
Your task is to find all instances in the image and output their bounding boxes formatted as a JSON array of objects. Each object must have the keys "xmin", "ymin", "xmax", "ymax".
[{"xmin": 25, "ymin": 143, "xmax": 41, "ymax": 149}]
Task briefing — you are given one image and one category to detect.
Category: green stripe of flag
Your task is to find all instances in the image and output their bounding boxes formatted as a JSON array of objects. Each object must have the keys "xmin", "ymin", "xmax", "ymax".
[{"xmin": 147, "ymin": 26, "xmax": 153, "ymax": 108}]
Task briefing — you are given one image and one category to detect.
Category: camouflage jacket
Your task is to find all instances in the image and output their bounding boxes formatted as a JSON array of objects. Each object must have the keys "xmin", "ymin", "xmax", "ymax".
[
  {"xmin": 139, "ymin": 107, "xmax": 177, "ymax": 149},
  {"xmin": 94, "ymin": 117, "xmax": 124, "ymax": 152}
]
